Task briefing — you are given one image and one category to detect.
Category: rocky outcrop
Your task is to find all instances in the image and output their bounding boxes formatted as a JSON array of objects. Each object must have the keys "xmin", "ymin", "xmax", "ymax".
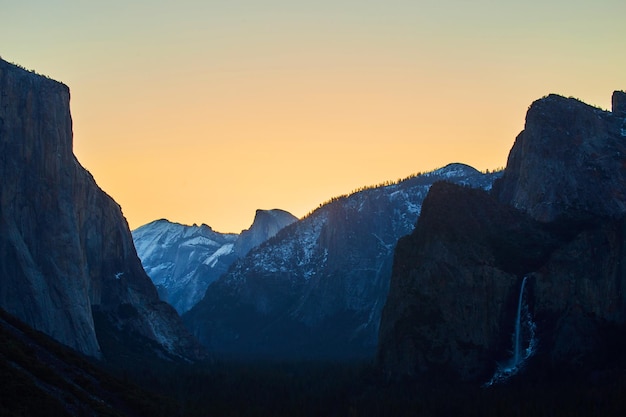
[
  {"xmin": 0, "ymin": 58, "xmax": 201, "ymax": 359},
  {"xmin": 613, "ymin": 90, "xmax": 626, "ymax": 117},
  {"xmin": 184, "ymin": 164, "xmax": 499, "ymax": 360},
  {"xmin": 378, "ymin": 92, "xmax": 626, "ymax": 381},
  {"xmin": 494, "ymin": 94, "xmax": 626, "ymax": 222},
  {"xmin": 233, "ymin": 209, "xmax": 298, "ymax": 257}
]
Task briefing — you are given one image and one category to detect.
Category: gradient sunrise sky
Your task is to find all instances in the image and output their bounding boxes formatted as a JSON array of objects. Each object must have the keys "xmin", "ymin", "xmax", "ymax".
[{"xmin": 2, "ymin": 0, "xmax": 625, "ymax": 232}]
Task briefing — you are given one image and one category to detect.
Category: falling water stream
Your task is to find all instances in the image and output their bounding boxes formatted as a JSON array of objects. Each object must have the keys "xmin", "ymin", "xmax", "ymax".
[
  {"xmin": 485, "ymin": 276, "xmax": 536, "ymax": 386},
  {"xmin": 512, "ymin": 276, "xmax": 527, "ymax": 365}
]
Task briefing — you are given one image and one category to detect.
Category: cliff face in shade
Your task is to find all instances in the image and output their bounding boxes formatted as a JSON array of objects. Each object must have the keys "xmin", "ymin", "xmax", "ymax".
[
  {"xmin": 0, "ymin": 58, "xmax": 201, "ymax": 359},
  {"xmin": 494, "ymin": 93, "xmax": 626, "ymax": 222},
  {"xmin": 378, "ymin": 92, "xmax": 626, "ymax": 381},
  {"xmin": 613, "ymin": 90, "xmax": 626, "ymax": 117},
  {"xmin": 378, "ymin": 182, "xmax": 563, "ymax": 380}
]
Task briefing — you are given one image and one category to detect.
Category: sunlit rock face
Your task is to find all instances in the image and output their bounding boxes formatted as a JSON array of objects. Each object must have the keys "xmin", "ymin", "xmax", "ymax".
[
  {"xmin": 0, "ymin": 58, "xmax": 202, "ymax": 360},
  {"xmin": 378, "ymin": 93, "xmax": 626, "ymax": 382},
  {"xmin": 184, "ymin": 164, "xmax": 500, "ymax": 360}
]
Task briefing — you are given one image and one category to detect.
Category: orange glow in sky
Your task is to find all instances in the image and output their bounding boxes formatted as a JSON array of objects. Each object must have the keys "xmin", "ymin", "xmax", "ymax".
[{"xmin": 2, "ymin": 1, "xmax": 625, "ymax": 232}]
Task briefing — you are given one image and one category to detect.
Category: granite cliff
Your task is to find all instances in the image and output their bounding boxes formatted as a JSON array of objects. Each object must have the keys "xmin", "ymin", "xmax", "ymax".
[
  {"xmin": 378, "ymin": 92, "xmax": 626, "ymax": 381},
  {"xmin": 233, "ymin": 209, "xmax": 298, "ymax": 258},
  {"xmin": 0, "ymin": 58, "xmax": 201, "ymax": 359},
  {"xmin": 495, "ymin": 93, "xmax": 626, "ymax": 222}
]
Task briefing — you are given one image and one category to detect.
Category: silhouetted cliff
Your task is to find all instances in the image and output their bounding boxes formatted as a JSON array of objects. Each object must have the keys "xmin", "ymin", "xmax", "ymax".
[
  {"xmin": 494, "ymin": 93, "xmax": 626, "ymax": 222},
  {"xmin": 379, "ymin": 92, "xmax": 626, "ymax": 381},
  {"xmin": 0, "ymin": 58, "xmax": 201, "ymax": 360}
]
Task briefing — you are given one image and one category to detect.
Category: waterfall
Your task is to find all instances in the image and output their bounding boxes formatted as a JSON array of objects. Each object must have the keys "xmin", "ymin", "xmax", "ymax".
[
  {"xmin": 513, "ymin": 276, "xmax": 528, "ymax": 365},
  {"xmin": 485, "ymin": 276, "xmax": 536, "ymax": 386}
]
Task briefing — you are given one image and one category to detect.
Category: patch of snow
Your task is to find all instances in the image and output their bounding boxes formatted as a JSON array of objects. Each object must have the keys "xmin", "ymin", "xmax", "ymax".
[
  {"xmin": 423, "ymin": 163, "xmax": 478, "ymax": 180},
  {"xmin": 133, "ymin": 237, "xmax": 161, "ymax": 262},
  {"xmin": 203, "ymin": 243, "xmax": 234, "ymax": 267},
  {"xmin": 182, "ymin": 236, "xmax": 220, "ymax": 247},
  {"xmin": 405, "ymin": 201, "xmax": 421, "ymax": 215}
]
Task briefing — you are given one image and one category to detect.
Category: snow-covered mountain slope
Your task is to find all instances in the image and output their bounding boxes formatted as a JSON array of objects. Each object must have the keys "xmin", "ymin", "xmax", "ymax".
[
  {"xmin": 132, "ymin": 221, "xmax": 238, "ymax": 314},
  {"xmin": 183, "ymin": 163, "xmax": 501, "ymax": 360},
  {"xmin": 132, "ymin": 209, "xmax": 297, "ymax": 314}
]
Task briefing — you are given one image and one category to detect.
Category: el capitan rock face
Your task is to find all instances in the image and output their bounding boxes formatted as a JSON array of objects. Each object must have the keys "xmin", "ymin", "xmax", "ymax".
[
  {"xmin": 378, "ymin": 92, "xmax": 626, "ymax": 381},
  {"xmin": 0, "ymin": 58, "xmax": 201, "ymax": 359}
]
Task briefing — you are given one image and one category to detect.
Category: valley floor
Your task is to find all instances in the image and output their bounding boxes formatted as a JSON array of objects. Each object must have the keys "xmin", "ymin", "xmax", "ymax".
[
  {"xmin": 3, "ymin": 307, "xmax": 626, "ymax": 417},
  {"xmin": 108, "ymin": 358, "xmax": 626, "ymax": 417}
]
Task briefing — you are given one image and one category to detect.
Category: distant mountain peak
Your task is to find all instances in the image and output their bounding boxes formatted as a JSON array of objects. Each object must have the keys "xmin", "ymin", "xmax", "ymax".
[
  {"xmin": 132, "ymin": 208, "xmax": 297, "ymax": 314},
  {"xmin": 233, "ymin": 209, "xmax": 298, "ymax": 257},
  {"xmin": 426, "ymin": 163, "xmax": 482, "ymax": 178}
]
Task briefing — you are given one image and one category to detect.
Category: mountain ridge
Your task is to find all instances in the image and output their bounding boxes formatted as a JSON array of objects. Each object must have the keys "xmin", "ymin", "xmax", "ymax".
[
  {"xmin": 183, "ymin": 163, "xmax": 500, "ymax": 360},
  {"xmin": 132, "ymin": 208, "xmax": 297, "ymax": 313}
]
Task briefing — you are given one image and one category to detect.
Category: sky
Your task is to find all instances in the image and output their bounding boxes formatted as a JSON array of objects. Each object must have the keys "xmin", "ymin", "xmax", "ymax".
[{"xmin": 2, "ymin": 0, "xmax": 625, "ymax": 233}]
